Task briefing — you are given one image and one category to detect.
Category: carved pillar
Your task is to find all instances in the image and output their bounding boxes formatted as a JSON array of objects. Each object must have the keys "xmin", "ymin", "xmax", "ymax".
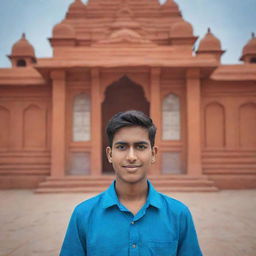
[
  {"xmin": 50, "ymin": 70, "xmax": 66, "ymax": 177},
  {"xmin": 186, "ymin": 69, "xmax": 202, "ymax": 176},
  {"xmin": 90, "ymin": 68, "xmax": 102, "ymax": 175},
  {"xmin": 150, "ymin": 67, "xmax": 161, "ymax": 175}
]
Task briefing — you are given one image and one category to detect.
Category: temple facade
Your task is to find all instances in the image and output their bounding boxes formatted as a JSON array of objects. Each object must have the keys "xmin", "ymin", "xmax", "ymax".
[{"xmin": 0, "ymin": 0, "xmax": 256, "ymax": 192}]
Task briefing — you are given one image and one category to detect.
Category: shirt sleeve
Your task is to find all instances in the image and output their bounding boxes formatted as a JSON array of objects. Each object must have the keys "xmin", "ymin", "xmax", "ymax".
[
  {"xmin": 177, "ymin": 206, "xmax": 203, "ymax": 256},
  {"xmin": 59, "ymin": 207, "xmax": 87, "ymax": 256}
]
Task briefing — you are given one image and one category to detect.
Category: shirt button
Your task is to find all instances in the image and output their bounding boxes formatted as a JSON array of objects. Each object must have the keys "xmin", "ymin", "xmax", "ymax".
[
  {"xmin": 132, "ymin": 244, "xmax": 136, "ymax": 248},
  {"xmin": 131, "ymin": 221, "xmax": 135, "ymax": 225}
]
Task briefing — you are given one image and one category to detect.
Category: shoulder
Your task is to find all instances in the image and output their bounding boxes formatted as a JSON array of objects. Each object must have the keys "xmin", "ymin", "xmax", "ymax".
[
  {"xmin": 158, "ymin": 192, "xmax": 191, "ymax": 216},
  {"xmin": 73, "ymin": 192, "xmax": 104, "ymax": 217}
]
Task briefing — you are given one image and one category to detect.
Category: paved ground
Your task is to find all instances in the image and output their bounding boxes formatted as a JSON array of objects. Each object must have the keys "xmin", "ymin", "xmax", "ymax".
[{"xmin": 0, "ymin": 189, "xmax": 256, "ymax": 256}]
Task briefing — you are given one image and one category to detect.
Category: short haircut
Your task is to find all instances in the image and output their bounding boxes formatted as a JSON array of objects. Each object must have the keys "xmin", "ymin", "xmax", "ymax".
[{"xmin": 106, "ymin": 110, "xmax": 157, "ymax": 147}]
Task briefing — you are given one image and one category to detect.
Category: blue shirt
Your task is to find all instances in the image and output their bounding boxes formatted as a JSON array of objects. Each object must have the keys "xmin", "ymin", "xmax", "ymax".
[{"xmin": 60, "ymin": 180, "xmax": 202, "ymax": 256}]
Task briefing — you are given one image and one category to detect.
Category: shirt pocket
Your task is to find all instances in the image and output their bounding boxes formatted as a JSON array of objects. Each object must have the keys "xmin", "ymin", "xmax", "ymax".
[{"xmin": 147, "ymin": 240, "xmax": 178, "ymax": 256}]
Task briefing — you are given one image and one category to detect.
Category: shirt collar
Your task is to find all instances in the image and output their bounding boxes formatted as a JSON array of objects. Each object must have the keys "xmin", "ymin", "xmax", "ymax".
[
  {"xmin": 102, "ymin": 180, "xmax": 162, "ymax": 209},
  {"xmin": 102, "ymin": 181, "xmax": 120, "ymax": 209},
  {"xmin": 147, "ymin": 180, "xmax": 162, "ymax": 209}
]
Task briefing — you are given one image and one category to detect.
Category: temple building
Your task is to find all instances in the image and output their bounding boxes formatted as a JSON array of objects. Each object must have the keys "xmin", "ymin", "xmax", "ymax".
[{"xmin": 0, "ymin": 0, "xmax": 256, "ymax": 192}]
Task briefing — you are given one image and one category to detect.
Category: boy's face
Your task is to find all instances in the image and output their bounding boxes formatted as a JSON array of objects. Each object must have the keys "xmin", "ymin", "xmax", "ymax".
[{"xmin": 106, "ymin": 126, "xmax": 157, "ymax": 185}]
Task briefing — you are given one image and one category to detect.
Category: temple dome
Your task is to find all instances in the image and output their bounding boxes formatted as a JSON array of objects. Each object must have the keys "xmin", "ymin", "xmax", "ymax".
[
  {"xmin": 160, "ymin": 0, "xmax": 180, "ymax": 15},
  {"xmin": 68, "ymin": 0, "xmax": 86, "ymax": 12},
  {"xmin": 12, "ymin": 33, "xmax": 35, "ymax": 57},
  {"xmin": 52, "ymin": 22, "xmax": 76, "ymax": 38},
  {"xmin": 241, "ymin": 33, "xmax": 256, "ymax": 59},
  {"xmin": 66, "ymin": 0, "xmax": 86, "ymax": 18},
  {"xmin": 198, "ymin": 28, "xmax": 222, "ymax": 51},
  {"xmin": 162, "ymin": 0, "xmax": 178, "ymax": 8},
  {"xmin": 171, "ymin": 20, "xmax": 193, "ymax": 37}
]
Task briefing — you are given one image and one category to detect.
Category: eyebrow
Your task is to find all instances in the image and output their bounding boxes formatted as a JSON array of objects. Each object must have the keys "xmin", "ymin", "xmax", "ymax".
[{"xmin": 114, "ymin": 141, "xmax": 149, "ymax": 146}]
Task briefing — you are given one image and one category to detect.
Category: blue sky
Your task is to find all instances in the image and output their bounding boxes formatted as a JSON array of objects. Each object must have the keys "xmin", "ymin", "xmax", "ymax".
[{"xmin": 0, "ymin": 0, "xmax": 255, "ymax": 67}]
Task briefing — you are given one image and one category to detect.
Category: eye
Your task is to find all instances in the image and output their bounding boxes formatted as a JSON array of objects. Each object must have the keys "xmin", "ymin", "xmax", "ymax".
[
  {"xmin": 116, "ymin": 144, "xmax": 126, "ymax": 150},
  {"xmin": 136, "ymin": 144, "xmax": 147, "ymax": 150}
]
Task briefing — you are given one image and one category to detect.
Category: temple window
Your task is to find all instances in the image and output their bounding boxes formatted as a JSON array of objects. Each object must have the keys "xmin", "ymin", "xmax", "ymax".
[
  {"xmin": 250, "ymin": 57, "xmax": 256, "ymax": 63},
  {"xmin": 17, "ymin": 59, "xmax": 26, "ymax": 67},
  {"xmin": 72, "ymin": 93, "xmax": 91, "ymax": 142},
  {"xmin": 162, "ymin": 93, "xmax": 181, "ymax": 140}
]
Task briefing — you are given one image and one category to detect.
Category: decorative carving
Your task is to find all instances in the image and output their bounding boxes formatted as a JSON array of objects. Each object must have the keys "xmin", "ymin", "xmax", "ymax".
[
  {"xmin": 23, "ymin": 104, "xmax": 46, "ymax": 148},
  {"xmin": 101, "ymin": 74, "xmax": 149, "ymax": 103},
  {"xmin": 95, "ymin": 0, "xmax": 154, "ymax": 46},
  {"xmin": 0, "ymin": 106, "xmax": 10, "ymax": 148},
  {"xmin": 205, "ymin": 102, "xmax": 225, "ymax": 148},
  {"xmin": 100, "ymin": 29, "xmax": 152, "ymax": 44},
  {"xmin": 239, "ymin": 103, "xmax": 256, "ymax": 148}
]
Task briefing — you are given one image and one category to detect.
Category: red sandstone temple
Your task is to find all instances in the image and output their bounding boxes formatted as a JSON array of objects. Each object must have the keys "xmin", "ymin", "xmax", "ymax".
[{"xmin": 0, "ymin": 0, "xmax": 256, "ymax": 192}]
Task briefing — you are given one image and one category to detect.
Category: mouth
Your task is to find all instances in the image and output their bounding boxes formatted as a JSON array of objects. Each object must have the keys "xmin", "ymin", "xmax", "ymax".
[{"xmin": 122, "ymin": 165, "xmax": 142, "ymax": 172}]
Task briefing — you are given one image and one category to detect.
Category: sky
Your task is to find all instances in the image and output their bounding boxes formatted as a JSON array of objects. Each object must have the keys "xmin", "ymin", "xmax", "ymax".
[{"xmin": 0, "ymin": 0, "xmax": 255, "ymax": 68}]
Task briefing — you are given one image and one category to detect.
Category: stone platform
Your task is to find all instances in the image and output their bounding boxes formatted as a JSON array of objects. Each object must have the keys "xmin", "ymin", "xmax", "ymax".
[
  {"xmin": 35, "ymin": 175, "xmax": 218, "ymax": 193},
  {"xmin": 1, "ymin": 189, "xmax": 256, "ymax": 256}
]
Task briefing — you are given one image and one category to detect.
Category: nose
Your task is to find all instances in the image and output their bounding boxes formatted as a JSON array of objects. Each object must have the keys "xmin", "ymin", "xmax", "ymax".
[{"xmin": 126, "ymin": 147, "xmax": 137, "ymax": 162}]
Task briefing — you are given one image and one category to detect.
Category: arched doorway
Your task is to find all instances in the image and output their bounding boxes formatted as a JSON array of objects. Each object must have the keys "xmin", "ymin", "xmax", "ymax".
[{"xmin": 101, "ymin": 76, "xmax": 149, "ymax": 174}]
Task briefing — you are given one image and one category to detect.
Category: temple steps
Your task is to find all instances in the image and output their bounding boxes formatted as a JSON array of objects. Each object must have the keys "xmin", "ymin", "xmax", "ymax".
[{"xmin": 35, "ymin": 175, "xmax": 218, "ymax": 193}]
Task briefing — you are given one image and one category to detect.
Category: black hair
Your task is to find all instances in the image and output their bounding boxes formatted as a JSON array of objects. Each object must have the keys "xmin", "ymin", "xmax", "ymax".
[{"xmin": 106, "ymin": 110, "xmax": 156, "ymax": 147}]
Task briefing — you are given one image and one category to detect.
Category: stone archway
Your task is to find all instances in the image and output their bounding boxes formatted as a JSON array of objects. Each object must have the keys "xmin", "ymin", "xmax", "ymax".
[{"xmin": 101, "ymin": 75, "xmax": 149, "ymax": 174}]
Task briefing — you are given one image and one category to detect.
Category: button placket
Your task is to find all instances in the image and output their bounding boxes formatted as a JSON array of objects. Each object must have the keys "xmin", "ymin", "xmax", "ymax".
[{"xmin": 129, "ymin": 218, "xmax": 139, "ymax": 256}]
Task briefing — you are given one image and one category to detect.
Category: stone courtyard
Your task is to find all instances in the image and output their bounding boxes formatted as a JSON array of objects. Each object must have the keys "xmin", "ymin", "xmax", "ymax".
[{"xmin": 0, "ymin": 189, "xmax": 256, "ymax": 256}]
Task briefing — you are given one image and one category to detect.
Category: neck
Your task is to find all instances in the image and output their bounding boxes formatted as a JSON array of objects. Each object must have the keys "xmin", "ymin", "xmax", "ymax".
[{"xmin": 115, "ymin": 178, "xmax": 148, "ymax": 202}]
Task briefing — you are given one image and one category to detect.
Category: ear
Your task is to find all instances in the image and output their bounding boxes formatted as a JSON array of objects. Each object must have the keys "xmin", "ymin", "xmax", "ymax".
[
  {"xmin": 106, "ymin": 146, "xmax": 112, "ymax": 163},
  {"xmin": 151, "ymin": 146, "xmax": 158, "ymax": 164}
]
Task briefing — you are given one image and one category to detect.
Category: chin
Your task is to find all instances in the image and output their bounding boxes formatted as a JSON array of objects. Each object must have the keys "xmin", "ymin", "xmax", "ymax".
[{"xmin": 119, "ymin": 174, "xmax": 147, "ymax": 184}]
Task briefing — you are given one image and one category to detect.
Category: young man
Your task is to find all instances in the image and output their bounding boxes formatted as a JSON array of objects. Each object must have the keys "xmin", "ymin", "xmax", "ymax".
[{"xmin": 60, "ymin": 110, "xmax": 202, "ymax": 256}]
